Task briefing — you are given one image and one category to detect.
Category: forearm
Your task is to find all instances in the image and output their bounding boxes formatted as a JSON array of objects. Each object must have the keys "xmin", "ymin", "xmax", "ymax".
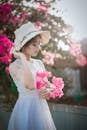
[
  {"xmin": 13, "ymin": 51, "xmax": 35, "ymax": 90},
  {"xmin": 21, "ymin": 57, "xmax": 35, "ymax": 90}
]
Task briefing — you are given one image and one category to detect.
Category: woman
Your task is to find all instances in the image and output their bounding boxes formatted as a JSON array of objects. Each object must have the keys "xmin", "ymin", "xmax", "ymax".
[{"xmin": 8, "ymin": 22, "xmax": 56, "ymax": 130}]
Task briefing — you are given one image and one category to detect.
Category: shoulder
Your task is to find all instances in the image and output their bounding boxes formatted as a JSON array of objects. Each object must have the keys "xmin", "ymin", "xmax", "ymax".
[
  {"xmin": 10, "ymin": 59, "xmax": 21, "ymax": 65},
  {"xmin": 13, "ymin": 59, "xmax": 21, "ymax": 65},
  {"xmin": 9, "ymin": 59, "xmax": 21, "ymax": 71},
  {"xmin": 33, "ymin": 58, "xmax": 43, "ymax": 64},
  {"xmin": 33, "ymin": 58, "xmax": 45, "ymax": 70}
]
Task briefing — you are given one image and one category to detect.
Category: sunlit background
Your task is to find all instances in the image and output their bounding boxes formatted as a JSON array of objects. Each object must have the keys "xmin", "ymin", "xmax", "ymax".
[{"xmin": 50, "ymin": 0, "xmax": 87, "ymax": 41}]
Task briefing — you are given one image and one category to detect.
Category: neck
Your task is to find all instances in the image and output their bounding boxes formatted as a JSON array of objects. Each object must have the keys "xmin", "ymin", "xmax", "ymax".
[
  {"xmin": 23, "ymin": 53, "xmax": 31, "ymax": 61},
  {"xmin": 24, "ymin": 55, "xmax": 33, "ymax": 63},
  {"xmin": 26, "ymin": 55, "xmax": 31, "ymax": 61}
]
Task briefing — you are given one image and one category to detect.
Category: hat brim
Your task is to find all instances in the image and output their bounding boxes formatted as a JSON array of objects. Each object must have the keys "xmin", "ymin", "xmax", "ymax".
[
  {"xmin": 39, "ymin": 31, "xmax": 51, "ymax": 45},
  {"xmin": 14, "ymin": 30, "xmax": 50, "ymax": 51}
]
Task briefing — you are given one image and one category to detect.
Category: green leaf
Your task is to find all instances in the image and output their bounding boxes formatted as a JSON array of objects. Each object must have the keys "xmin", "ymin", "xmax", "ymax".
[{"xmin": 10, "ymin": 84, "xmax": 17, "ymax": 92}]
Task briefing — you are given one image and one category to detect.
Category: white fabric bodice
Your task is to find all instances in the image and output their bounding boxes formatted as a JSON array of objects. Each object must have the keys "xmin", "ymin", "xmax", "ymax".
[
  {"xmin": 9, "ymin": 58, "xmax": 45, "ymax": 96},
  {"xmin": 8, "ymin": 59, "xmax": 57, "ymax": 130}
]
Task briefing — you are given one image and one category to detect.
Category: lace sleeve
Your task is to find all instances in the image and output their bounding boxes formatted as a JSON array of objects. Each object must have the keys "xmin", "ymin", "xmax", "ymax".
[
  {"xmin": 9, "ymin": 59, "xmax": 35, "ymax": 90},
  {"xmin": 9, "ymin": 60, "xmax": 25, "ymax": 85}
]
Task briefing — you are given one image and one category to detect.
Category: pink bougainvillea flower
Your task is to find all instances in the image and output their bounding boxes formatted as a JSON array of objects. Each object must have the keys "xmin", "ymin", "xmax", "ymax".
[
  {"xmin": 0, "ymin": 35, "xmax": 13, "ymax": 64},
  {"xmin": 69, "ymin": 43, "xmax": 82, "ymax": 57},
  {"xmin": 34, "ymin": 21, "xmax": 42, "ymax": 29},
  {"xmin": 52, "ymin": 76, "xmax": 64, "ymax": 89},
  {"xmin": 55, "ymin": 53, "xmax": 63, "ymax": 59},
  {"xmin": 0, "ymin": 46, "xmax": 4, "ymax": 55},
  {"xmin": 42, "ymin": 51, "xmax": 55, "ymax": 65},
  {"xmin": 36, "ymin": 71, "xmax": 52, "ymax": 78},
  {"xmin": 0, "ymin": 3, "xmax": 12, "ymax": 14},
  {"xmin": 5, "ymin": 66, "xmax": 9, "ymax": 74},
  {"xmin": 0, "ymin": 54, "xmax": 12, "ymax": 64},
  {"xmin": 36, "ymin": 71, "xmax": 51, "ymax": 89},
  {"xmin": 36, "ymin": 3, "xmax": 48, "ymax": 13},
  {"xmin": 76, "ymin": 54, "xmax": 87, "ymax": 66},
  {"xmin": 0, "ymin": 3, "xmax": 12, "ymax": 23},
  {"xmin": 21, "ymin": 11, "xmax": 29, "ymax": 19},
  {"xmin": 0, "ymin": 15, "xmax": 9, "ymax": 22},
  {"xmin": 9, "ymin": 16, "xmax": 21, "ymax": 24},
  {"xmin": 49, "ymin": 88, "xmax": 64, "ymax": 99},
  {"xmin": 36, "ymin": 79, "xmax": 49, "ymax": 89},
  {"xmin": 36, "ymin": 80, "xmax": 46, "ymax": 89},
  {"xmin": 49, "ymin": 91, "xmax": 56, "ymax": 99}
]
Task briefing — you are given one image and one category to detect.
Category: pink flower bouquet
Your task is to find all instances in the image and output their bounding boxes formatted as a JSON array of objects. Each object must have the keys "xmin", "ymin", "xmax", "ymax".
[{"xmin": 36, "ymin": 71, "xmax": 64, "ymax": 99}]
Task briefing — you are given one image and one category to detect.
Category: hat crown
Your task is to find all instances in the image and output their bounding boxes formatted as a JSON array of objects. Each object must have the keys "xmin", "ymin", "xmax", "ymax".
[
  {"xmin": 13, "ymin": 22, "xmax": 50, "ymax": 51},
  {"xmin": 14, "ymin": 22, "xmax": 41, "ymax": 50},
  {"xmin": 15, "ymin": 22, "xmax": 39, "ymax": 43}
]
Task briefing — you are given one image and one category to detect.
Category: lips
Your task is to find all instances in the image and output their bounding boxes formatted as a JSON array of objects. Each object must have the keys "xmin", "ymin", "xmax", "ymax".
[{"xmin": 35, "ymin": 50, "xmax": 39, "ymax": 54}]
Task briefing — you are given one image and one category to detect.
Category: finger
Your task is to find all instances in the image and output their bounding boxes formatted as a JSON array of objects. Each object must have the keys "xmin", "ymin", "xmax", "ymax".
[
  {"xmin": 39, "ymin": 94, "xmax": 49, "ymax": 99},
  {"xmin": 39, "ymin": 92, "xmax": 49, "ymax": 98},
  {"xmin": 39, "ymin": 95, "xmax": 48, "ymax": 99},
  {"xmin": 39, "ymin": 90, "xmax": 48, "ymax": 96},
  {"xmin": 38, "ymin": 88, "xmax": 46, "ymax": 94}
]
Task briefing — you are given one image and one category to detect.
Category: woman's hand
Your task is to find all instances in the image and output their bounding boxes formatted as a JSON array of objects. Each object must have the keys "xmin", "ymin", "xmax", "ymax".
[
  {"xmin": 13, "ymin": 51, "xmax": 23, "ymax": 59},
  {"xmin": 13, "ymin": 51, "xmax": 26, "ymax": 60},
  {"xmin": 38, "ymin": 87, "xmax": 50, "ymax": 100}
]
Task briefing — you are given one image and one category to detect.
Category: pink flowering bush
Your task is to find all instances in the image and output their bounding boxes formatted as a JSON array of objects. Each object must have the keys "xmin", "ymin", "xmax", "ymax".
[
  {"xmin": 34, "ymin": 21, "xmax": 42, "ymax": 29},
  {"xmin": 69, "ymin": 43, "xmax": 87, "ymax": 66},
  {"xmin": 0, "ymin": 35, "xmax": 13, "ymax": 64},
  {"xmin": 36, "ymin": 71, "xmax": 64, "ymax": 99},
  {"xmin": 41, "ymin": 42, "xmax": 87, "ymax": 68},
  {"xmin": 36, "ymin": 2, "xmax": 48, "ymax": 13},
  {"xmin": 76, "ymin": 54, "xmax": 87, "ymax": 66},
  {"xmin": 69, "ymin": 43, "xmax": 82, "ymax": 57},
  {"xmin": 42, "ymin": 51, "xmax": 55, "ymax": 65},
  {"xmin": 0, "ymin": 3, "xmax": 12, "ymax": 23},
  {"xmin": 5, "ymin": 66, "xmax": 10, "ymax": 74}
]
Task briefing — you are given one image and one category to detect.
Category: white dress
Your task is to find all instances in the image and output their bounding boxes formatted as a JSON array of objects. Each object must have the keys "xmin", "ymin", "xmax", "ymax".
[{"xmin": 8, "ymin": 58, "xmax": 56, "ymax": 130}]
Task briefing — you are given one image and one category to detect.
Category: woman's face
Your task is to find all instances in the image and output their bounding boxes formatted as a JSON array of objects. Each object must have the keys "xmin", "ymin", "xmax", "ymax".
[{"xmin": 22, "ymin": 36, "xmax": 41, "ymax": 57}]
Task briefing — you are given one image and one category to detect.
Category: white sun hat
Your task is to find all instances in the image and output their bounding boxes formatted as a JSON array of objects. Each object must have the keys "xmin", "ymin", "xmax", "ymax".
[{"xmin": 13, "ymin": 22, "xmax": 50, "ymax": 51}]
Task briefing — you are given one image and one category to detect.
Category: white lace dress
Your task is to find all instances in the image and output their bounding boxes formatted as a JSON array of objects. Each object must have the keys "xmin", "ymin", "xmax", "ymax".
[{"xmin": 8, "ymin": 58, "xmax": 56, "ymax": 130}]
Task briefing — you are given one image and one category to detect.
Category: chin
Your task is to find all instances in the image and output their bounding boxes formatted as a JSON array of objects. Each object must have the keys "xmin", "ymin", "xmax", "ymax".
[{"xmin": 32, "ymin": 53, "xmax": 38, "ymax": 57}]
